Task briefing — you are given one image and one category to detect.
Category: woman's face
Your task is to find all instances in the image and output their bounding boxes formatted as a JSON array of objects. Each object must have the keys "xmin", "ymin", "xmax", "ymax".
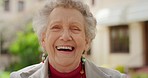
[{"xmin": 42, "ymin": 7, "xmax": 89, "ymax": 66}]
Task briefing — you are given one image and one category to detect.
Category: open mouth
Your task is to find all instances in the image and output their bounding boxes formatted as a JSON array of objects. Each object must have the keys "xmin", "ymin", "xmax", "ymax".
[{"xmin": 56, "ymin": 46, "xmax": 75, "ymax": 52}]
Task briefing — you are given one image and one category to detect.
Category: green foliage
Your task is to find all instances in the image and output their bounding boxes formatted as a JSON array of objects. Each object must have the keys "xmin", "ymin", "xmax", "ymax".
[
  {"xmin": 132, "ymin": 73, "xmax": 148, "ymax": 78},
  {"xmin": 0, "ymin": 1, "xmax": 2, "ymax": 6},
  {"xmin": 8, "ymin": 22, "xmax": 41, "ymax": 71},
  {"xmin": 0, "ymin": 71, "xmax": 10, "ymax": 78},
  {"xmin": 115, "ymin": 65, "xmax": 125, "ymax": 73}
]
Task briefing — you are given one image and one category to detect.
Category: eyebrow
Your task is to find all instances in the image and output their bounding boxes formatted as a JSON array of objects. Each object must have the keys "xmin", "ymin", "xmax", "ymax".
[
  {"xmin": 70, "ymin": 22, "xmax": 83, "ymax": 27},
  {"xmin": 49, "ymin": 20, "xmax": 83, "ymax": 26}
]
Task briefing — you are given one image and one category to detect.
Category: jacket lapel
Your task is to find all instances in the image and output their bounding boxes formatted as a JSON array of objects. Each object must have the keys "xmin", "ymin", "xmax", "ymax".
[
  {"xmin": 20, "ymin": 58, "xmax": 110, "ymax": 78},
  {"xmin": 85, "ymin": 60, "xmax": 110, "ymax": 78},
  {"xmin": 30, "ymin": 58, "xmax": 49, "ymax": 78},
  {"xmin": 20, "ymin": 58, "xmax": 49, "ymax": 78}
]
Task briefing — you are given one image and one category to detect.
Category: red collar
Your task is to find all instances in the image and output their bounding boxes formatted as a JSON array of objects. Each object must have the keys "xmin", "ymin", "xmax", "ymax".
[{"xmin": 48, "ymin": 62, "xmax": 86, "ymax": 78}]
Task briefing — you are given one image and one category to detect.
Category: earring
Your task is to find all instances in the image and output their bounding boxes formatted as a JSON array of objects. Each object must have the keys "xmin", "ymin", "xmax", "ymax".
[
  {"xmin": 81, "ymin": 50, "xmax": 86, "ymax": 65},
  {"xmin": 81, "ymin": 53, "xmax": 86, "ymax": 75},
  {"xmin": 82, "ymin": 50, "xmax": 86, "ymax": 58},
  {"xmin": 42, "ymin": 53, "xmax": 46, "ymax": 63}
]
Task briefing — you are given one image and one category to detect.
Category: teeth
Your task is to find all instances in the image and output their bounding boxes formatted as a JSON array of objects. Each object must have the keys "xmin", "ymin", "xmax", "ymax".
[{"xmin": 57, "ymin": 46, "xmax": 72, "ymax": 50}]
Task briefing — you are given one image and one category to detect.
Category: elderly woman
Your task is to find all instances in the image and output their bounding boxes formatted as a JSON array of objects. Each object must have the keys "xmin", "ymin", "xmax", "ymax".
[{"xmin": 10, "ymin": 0, "xmax": 126, "ymax": 78}]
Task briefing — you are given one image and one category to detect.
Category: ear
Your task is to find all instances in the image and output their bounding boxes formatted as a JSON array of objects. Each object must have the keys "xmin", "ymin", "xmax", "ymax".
[{"xmin": 85, "ymin": 38, "xmax": 90, "ymax": 52}]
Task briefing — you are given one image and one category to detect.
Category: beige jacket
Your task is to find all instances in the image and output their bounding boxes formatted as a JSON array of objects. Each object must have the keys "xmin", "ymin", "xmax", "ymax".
[{"xmin": 10, "ymin": 58, "xmax": 126, "ymax": 78}]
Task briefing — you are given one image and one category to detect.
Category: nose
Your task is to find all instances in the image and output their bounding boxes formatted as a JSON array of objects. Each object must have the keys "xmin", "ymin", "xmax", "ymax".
[{"xmin": 60, "ymin": 30, "xmax": 72, "ymax": 41}]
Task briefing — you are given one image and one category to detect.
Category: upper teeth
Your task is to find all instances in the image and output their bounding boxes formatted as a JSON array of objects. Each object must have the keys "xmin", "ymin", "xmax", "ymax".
[{"xmin": 57, "ymin": 46, "xmax": 72, "ymax": 50}]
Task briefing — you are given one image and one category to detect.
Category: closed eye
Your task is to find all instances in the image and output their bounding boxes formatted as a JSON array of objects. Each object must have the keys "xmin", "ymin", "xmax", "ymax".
[
  {"xmin": 72, "ymin": 28, "xmax": 80, "ymax": 31},
  {"xmin": 71, "ymin": 26, "xmax": 81, "ymax": 33},
  {"xmin": 50, "ymin": 25, "xmax": 61, "ymax": 31}
]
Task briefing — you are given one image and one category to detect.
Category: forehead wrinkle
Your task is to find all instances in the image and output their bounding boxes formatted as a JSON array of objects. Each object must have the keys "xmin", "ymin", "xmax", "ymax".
[
  {"xmin": 48, "ymin": 16, "xmax": 84, "ymax": 27},
  {"xmin": 48, "ymin": 7, "xmax": 85, "ymax": 27},
  {"xmin": 49, "ymin": 19, "xmax": 62, "ymax": 25}
]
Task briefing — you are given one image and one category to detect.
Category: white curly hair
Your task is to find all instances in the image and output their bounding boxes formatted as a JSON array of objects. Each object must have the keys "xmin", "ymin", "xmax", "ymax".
[{"xmin": 33, "ymin": 0, "xmax": 96, "ymax": 44}]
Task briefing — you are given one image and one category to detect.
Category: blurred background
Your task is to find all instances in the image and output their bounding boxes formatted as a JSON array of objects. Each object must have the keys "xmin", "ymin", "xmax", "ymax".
[{"xmin": 0, "ymin": 0, "xmax": 148, "ymax": 78}]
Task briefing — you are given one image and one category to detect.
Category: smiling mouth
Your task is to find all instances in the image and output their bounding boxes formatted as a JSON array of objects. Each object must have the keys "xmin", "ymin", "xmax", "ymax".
[{"xmin": 56, "ymin": 46, "xmax": 75, "ymax": 52}]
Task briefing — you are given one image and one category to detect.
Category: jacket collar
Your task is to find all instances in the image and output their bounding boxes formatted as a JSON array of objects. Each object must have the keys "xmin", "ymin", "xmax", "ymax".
[
  {"xmin": 30, "ymin": 58, "xmax": 49, "ymax": 78},
  {"xmin": 20, "ymin": 58, "xmax": 49, "ymax": 78},
  {"xmin": 20, "ymin": 57, "xmax": 110, "ymax": 78},
  {"xmin": 85, "ymin": 59, "xmax": 110, "ymax": 78}
]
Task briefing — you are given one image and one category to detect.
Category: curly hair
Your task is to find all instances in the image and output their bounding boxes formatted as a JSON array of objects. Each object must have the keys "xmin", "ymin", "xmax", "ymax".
[{"xmin": 33, "ymin": 0, "xmax": 96, "ymax": 43}]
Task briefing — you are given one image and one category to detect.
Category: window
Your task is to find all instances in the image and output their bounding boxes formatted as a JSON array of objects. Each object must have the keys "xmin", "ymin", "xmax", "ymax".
[
  {"xmin": 4, "ymin": 0, "xmax": 10, "ymax": 11},
  {"xmin": 18, "ymin": 1, "xmax": 24, "ymax": 12},
  {"xmin": 0, "ymin": 32, "xmax": 7, "ymax": 54},
  {"xmin": 0, "ymin": 32, "xmax": 2, "ymax": 54},
  {"xmin": 110, "ymin": 25, "xmax": 129, "ymax": 53},
  {"xmin": 92, "ymin": 0, "xmax": 95, "ymax": 6}
]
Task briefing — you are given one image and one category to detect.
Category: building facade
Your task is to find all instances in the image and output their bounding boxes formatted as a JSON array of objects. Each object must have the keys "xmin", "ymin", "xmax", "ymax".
[
  {"xmin": 85, "ymin": 0, "xmax": 148, "ymax": 68},
  {"xmin": 0, "ymin": 0, "xmax": 44, "ymax": 54},
  {"xmin": 0, "ymin": 0, "xmax": 44, "ymax": 70}
]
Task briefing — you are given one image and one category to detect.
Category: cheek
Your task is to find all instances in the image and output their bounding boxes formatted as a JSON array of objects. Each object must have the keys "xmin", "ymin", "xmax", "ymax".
[
  {"xmin": 75, "ymin": 35, "xmax": 87, "ymax": 51},
  {"xmin": 45, "ymin": 33, "xmax": 57, "ymax": 52}
]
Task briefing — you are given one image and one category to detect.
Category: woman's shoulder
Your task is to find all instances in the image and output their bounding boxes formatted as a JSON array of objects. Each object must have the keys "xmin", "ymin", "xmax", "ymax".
[
  {"xmin": 97, "ymin": 66, "xmax": 127, "ymax": 78},
  {"xmin": 85, "ymin": 59, "xmax": 127, "ymax": 78},
  {"xmin": 10, "ymin": 63, "xmax": 42, "ymax": 78}
]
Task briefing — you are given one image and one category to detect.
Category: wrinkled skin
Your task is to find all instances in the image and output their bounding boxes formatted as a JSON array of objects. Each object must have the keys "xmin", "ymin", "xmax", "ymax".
[{"xmin": 41, "ymin": 7, "xmax": 89, "ymax": 72}]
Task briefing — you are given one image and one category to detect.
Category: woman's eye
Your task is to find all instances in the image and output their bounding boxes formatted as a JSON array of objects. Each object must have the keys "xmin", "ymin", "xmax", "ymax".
[
  {"xmin": 50, "ymin": 25, "xmax": 61, "ymax": 31},
  {"xmin": 71, "ymin": 27, "xmax": 81, "ymax": 33},
  {"xmin": 73, "ymin": 28, "xmax": 80, "ymax": 31},
  {"xmin": 72, "ymin": 26, "xmax": 81, "ymax": 31}
]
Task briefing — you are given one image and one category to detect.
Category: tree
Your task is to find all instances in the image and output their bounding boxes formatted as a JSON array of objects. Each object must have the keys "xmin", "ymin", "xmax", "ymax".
[{"xmin": 8, "ymin": 22, "xmax": 41, "ymax": 71}]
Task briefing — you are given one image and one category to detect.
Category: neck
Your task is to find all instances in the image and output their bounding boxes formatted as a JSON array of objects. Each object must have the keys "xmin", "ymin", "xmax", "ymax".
[{"xmin": 49, "ymin": 59, "xmax": 81, "ymax": 73}]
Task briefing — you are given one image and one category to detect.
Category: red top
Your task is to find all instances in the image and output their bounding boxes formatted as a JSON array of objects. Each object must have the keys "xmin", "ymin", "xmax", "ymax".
[{"xmin": 49, "ymin": 63, "xmax": 86, "ymax": 78}]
